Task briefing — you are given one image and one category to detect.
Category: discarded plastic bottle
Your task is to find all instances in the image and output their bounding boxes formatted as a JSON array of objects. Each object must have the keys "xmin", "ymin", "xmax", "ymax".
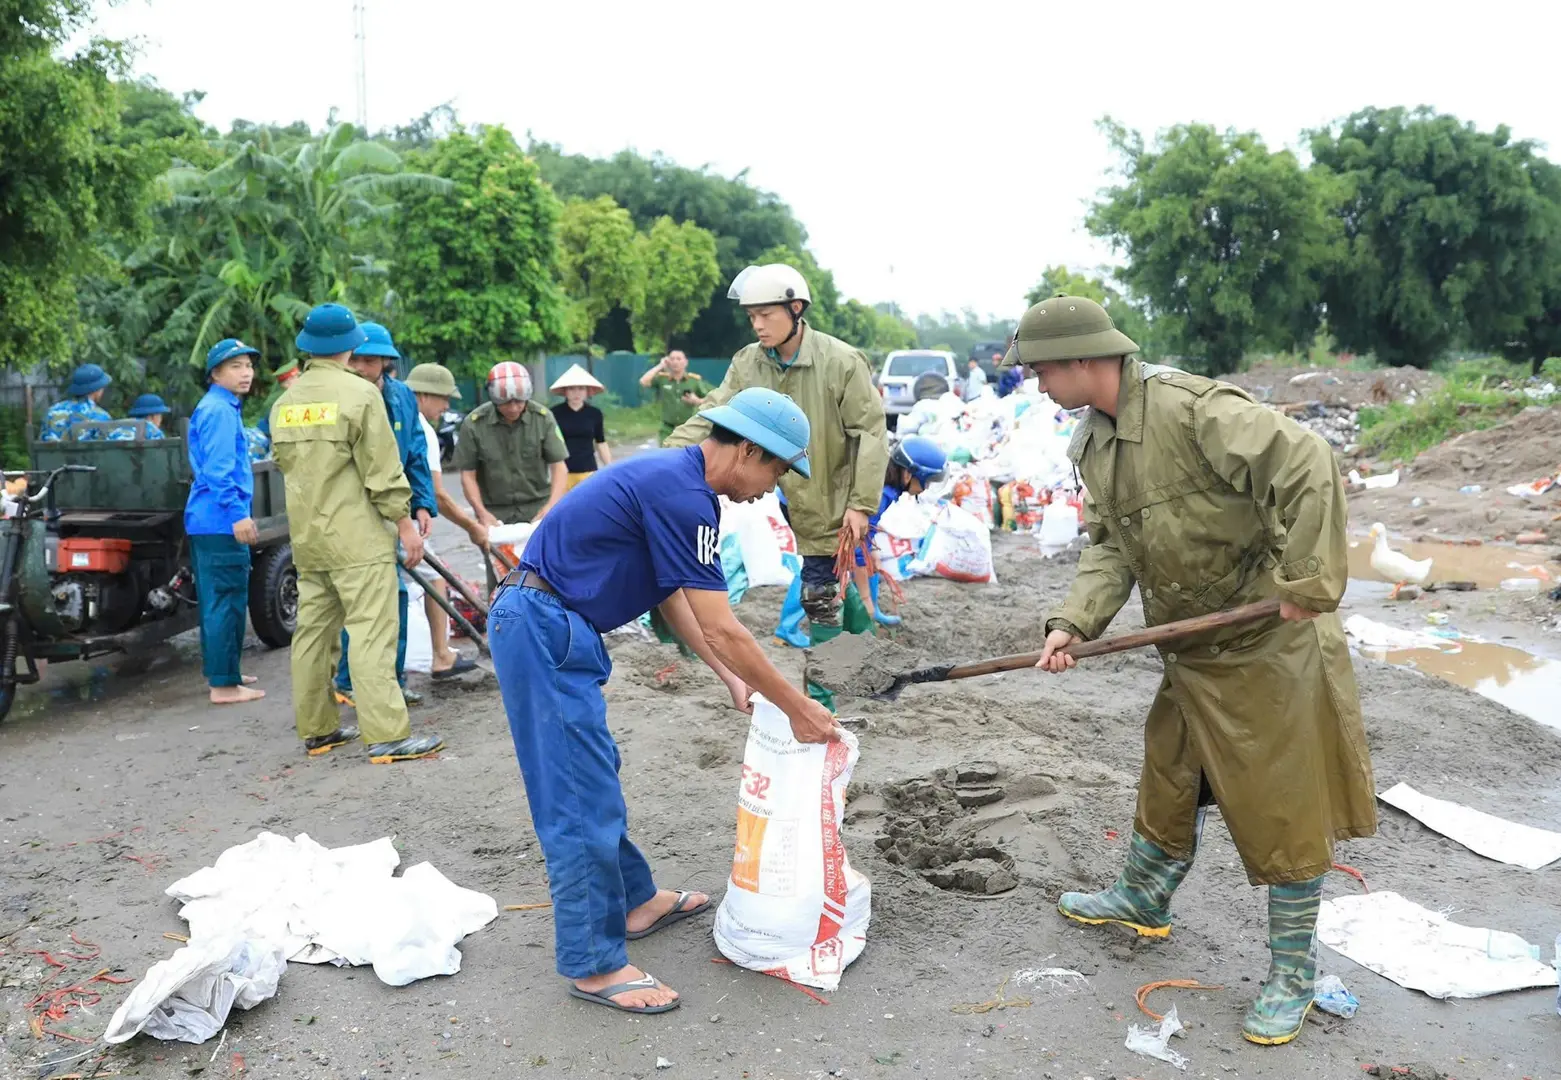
[
  {"xmin": 1500, "ymin": 578, "xmax": 1543, "ymax": 593},
  {"xmin": 1459, "ymin": 485, "xmax": 1482, "ymax": 494},
  {"xmin": 1313, "ymin": 974, "xmax": 1359, "ymax": 1018}
]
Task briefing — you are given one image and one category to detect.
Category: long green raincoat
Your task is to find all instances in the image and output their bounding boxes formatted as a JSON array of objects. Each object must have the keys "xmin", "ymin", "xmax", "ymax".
[
  {"xmin": 666, "ymin": 323, "xmax": 889, "ymax": 556},
  {"xmin": 1049, "ymin": 358, "xmax": 1377, "ymax": 885}
]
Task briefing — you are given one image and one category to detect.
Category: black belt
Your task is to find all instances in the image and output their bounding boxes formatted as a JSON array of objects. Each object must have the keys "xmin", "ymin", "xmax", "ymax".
[{"xmin": 501, "ymin": 568, "xmax": 556, "ymax": 596}]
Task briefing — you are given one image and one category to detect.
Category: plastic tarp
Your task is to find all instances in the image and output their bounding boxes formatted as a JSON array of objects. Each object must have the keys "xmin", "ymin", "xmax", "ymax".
[
  {"xmin": 105, "ymin": 937, "xmax": 285, "ymax": 1045},
  {"xmin": 1378, "ymin": 782, "xmax": 1561, "ymax": 870},
  {"xmin": 1316, "ymin": 890, "xmax": 1559, "ymax": 999}
]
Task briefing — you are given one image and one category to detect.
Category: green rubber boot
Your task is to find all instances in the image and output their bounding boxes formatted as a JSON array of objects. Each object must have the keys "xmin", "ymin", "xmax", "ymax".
[
  {"xmin": 1243, "ymin": 876, "xmax": 1324, "ymax": 1045},
  {"xmin": 806, "ymin": 620, "xmax": 841, "ymax": 710},
  {"xmin": 1057, "ymin": 832, "xmax": 1193, "ymax": 938}
]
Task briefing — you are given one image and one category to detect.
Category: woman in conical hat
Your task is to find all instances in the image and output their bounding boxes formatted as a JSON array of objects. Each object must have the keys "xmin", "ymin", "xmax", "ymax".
[{"xmin": 549, "ymin": 364, "xmax": 612, "ymax": 492}]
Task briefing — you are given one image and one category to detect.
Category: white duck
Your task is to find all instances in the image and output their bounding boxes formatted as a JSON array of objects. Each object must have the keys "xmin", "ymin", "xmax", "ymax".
[{"xmin": 1367, "ymin": 522, "xmax": 1433, "ymax": 597}]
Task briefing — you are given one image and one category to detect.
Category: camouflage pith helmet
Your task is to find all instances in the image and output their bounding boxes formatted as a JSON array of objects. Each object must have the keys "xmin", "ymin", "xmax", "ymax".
[{"xmin": 1002, "ymin": 294, "xmax": 1138, "ymax": 367}]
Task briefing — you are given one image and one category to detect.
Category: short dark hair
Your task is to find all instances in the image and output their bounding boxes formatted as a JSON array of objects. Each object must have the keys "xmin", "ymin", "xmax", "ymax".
[{"xmin": 708, "ymin": 424, "xmax": 778, "ymax": 463}]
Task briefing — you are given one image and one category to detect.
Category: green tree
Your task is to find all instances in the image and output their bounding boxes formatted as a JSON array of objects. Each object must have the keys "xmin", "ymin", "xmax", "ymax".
[
  {"xmin": 390, "ymin": 126, "xmax": 569, "ymax": 377},
  {"xmin": 631, "ymin": 216, "xmax": 721, "ymax": 353},
  {"xmin": 531, "ymin": 142, "xmax": 809, "ymax": 355},
  {"xmin": 0, "ymin": 0, "xmax": 163, "ymax": 371},
  {"xmin": 1088, "ymin": 119, "xmax": 1335, "ymax": 374},
  {"xmin": 556, "ymin": 195, "xmax": 645, "ymax": 349},
  {"xmin": 833, "ymin": 299, "xmax": 917, "ymax": 357},
  {"xmin": 911, "ymin": 311, "xmax": 1017, "ymax": 358},
  {"xmin": 1311, "ymin": 107, "xmax": 1561, "ymax": 370}
]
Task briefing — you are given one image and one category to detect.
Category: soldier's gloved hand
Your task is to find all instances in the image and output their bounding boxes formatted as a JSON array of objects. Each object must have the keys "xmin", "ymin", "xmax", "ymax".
[{"xmin": 1035, "ymin": 629, "xmax": 1080, "ymax": 673}]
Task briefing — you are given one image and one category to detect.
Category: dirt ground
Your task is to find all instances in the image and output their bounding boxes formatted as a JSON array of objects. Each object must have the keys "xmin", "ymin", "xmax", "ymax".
[
  {"xmin": 3, "ymin": 470, "xmax": 1561, "ymax": 1080},
  {"xmin": 1221, "ymin": 363, "xmax": 1440, "ymax": 408}
]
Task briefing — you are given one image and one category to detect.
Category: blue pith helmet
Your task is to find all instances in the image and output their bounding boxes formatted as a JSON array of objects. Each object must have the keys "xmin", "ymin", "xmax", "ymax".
[
  {"xmin": 206, "ymin": 338, "xmax": 260, "ymax": 373},
  {"xmin": 66, "ymin": 364, "xmax": 112, "ymax": 398},
  {"xmin": 355, "ymin": 321, "xmax": 401, "ymax": 361},
  {"xmin": 295, "ymin": 302, "xmax": 367, "ymax": 356},
  {"xmin": 699, "ymin": 388, "xmax": 812, "ymax": 478},
  {"xmin": 127, "ymin": 393, "xmax": 170, "ymax": 418},
  {"xmin": 890, "ymin": 435, "xmax": 947, "ymax": 484}
]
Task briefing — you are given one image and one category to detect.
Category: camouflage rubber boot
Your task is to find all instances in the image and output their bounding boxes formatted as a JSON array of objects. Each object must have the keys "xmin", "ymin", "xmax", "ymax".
[
  {"xmin": 366, "ymin": 733, "xmax": 445, "ymax": 764},
  {"xmin": 1242, "ymin": 875, "xmax": 1324, "ymax": 1045},
  {"xmin": 1056, "ymin": 832, "xmax": 1193, "ymax": 938},
  {"xmin": 805, "ymin": 621, "xmax": 841, "ymax": 710}
]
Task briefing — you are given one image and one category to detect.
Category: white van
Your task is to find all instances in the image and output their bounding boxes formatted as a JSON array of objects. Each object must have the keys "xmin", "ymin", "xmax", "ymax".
[{"xmin": 878, "ymin": 350, "xmax": 957, "ymax": 423}]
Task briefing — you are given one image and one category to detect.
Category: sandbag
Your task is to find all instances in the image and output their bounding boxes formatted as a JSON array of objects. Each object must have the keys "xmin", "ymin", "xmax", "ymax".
[
  {"xmin": 909, "ymin": 503, "xmax": 997, "ymax": 584},
  {"xmin": 720, "ymin": 491, "xmax": 799, "ymax": 589},
  {"xmin": 713, "ymin": 697, "xmax": 870, "ymax": 991},
  {"xmin": 872, "ymin": 494, "xmax": 935, "ymax": 581}
]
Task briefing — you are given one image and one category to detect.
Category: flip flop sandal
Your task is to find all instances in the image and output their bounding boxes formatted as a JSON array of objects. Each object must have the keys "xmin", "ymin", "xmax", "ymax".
[
  {"xmin": 568, "ymin": 972, "xmax": 680, "ymax": 1014},
  {"xmin": 431, "ymin": 656, "xmax": 478, "ymax": 680},
  {"xmin": 625, "ymin": 891, "xmax": 710, "ymax": 940}
]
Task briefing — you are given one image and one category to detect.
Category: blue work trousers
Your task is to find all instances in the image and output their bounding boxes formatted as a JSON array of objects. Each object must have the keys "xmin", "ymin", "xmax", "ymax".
[
  {"xmin": 490, "ymin": 585, "xmax": 656, "ymax": 979},
  {"xmin": 336, "ymin": 574, "xmax": 408, "ymax": 692},
  {"xmin": 190, "ymin": 534, "xmax": 250, "ymax": 688}
]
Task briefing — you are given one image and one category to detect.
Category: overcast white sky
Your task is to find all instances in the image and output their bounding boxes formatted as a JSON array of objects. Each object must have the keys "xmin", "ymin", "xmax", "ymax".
[{"xmin": 91, "ymin": 0, "xmax": 1561, "ymax": 319}]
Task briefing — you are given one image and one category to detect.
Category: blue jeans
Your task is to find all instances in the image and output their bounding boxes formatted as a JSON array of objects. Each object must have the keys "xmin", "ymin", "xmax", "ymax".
[
  {"xmin": 490, "ymin": 585, "xmax": 657, "ymax": 979},
  {"xmin": 336, "ymin": 574, "xmax": 408, "ymax": 692},
  {"xmin": 190, "ymin": 534, "xmax": 250, "ymax": 688}
]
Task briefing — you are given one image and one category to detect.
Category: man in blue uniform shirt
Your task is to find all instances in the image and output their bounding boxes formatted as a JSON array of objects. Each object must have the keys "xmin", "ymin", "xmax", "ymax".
[
  {"xmin": 38, "ymin": 364, "xmax": 114, "ymax": 441},
  {"xmin": 334, "ymin": 322, "xmax": 437, "ymax": 707},
  {"xmin": 491, "ymin": 387, "xmax": 838, "ymax": 1017}
]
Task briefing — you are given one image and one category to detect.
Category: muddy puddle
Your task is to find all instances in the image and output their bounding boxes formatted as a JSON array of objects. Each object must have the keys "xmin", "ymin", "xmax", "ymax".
[
  {"xmin": 1348, "ymin": 533, "xmax": 1555, "ymax": 590},
  {"xmin": 1353, "ymin": 638, "xmax": 1561, "ymax": 731}
]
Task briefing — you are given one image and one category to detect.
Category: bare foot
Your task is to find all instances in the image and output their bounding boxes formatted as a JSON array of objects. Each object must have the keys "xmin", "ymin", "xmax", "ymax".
[
  {"xmin": 626, "ymin": 889, "xmax": 708, "ymax": 935},
  {"xmin": 574, "ymin": 965, "xmax": 678, "ymax": 1009},
  {"xmin": 210, "ymin": 685, "xmax": 265, "ymax": 704},
  {"xmin": 431, "ymin": 652, "xmax": 458, "ymax": 672},
  {"xmin": 240, "ymin": 675, "xmax": 259, "ymax": 686}
]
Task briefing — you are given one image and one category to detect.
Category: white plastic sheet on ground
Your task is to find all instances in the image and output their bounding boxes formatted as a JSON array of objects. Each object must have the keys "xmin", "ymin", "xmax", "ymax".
[
  {"xmin": 713, "ymin": 697, "xmax": 870, "ymax": 991},
  {"xmin": 1343, "ymin": 614, "xmax": 1451, "ymax": 652},
  {"xmin": 105, "ymin": 937, "xmax": 285, "ymax": 1045},
  {"xmin": 107, "ymin": 832, "xmax": 499, "ymax": 1043},
  {"xmin": 1316, "ymin": 890, "xmax": 1559, "ymax": 999},
  {"xmin": 1378, "ymin": 782, "xmax": 1561, "ymax": 870}
]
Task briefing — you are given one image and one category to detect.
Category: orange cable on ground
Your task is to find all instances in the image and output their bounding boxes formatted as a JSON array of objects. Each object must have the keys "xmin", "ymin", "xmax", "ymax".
[
  {"xmin": 1332, "ymin": 862, "xmax": 1369, "ymax": 892},
  {"xmin": 1135, "ymin": 979, "xmax": 1224, "ymax": 1021}
]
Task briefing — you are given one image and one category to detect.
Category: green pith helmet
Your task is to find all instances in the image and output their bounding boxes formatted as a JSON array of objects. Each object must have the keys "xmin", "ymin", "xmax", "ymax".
[{"xmin": 1002, "ymin": 294, "xmax": 1139, "ymax": 367}]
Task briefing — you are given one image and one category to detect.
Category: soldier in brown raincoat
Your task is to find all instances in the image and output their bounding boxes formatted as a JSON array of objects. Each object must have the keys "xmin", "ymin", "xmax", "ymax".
[{"xmin": 1019, "ymin": 296, "xmax": 1376, "ymax": 1046}]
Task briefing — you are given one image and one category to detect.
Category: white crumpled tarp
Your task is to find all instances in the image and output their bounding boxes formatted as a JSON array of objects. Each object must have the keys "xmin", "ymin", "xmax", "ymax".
[
  {"xmin": 1379, "ymin": 782, "xmax": 1561, "ymax": 870},
  {"xmin": 107, "ymin": 832, "xmax": 499, "ymax": 1044},
  {"xmin": 105, "ymin": 937, "xmax": 285, "ymax": 1045},
  {"xmin": 1317, "ymin": 890, "xmax": 1559, "ymax": 999}
]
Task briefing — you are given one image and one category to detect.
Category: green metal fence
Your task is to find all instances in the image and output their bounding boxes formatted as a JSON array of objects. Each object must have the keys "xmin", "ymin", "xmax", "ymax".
[{"xmin": 451, "ymin": 355, "xmax": 733, "ymax": 410}]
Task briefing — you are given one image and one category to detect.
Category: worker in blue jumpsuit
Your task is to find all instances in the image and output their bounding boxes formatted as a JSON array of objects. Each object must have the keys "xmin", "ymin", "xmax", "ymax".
[
  {"xmin": 186, "ymin": 340, "xmax": 268, "ymax": 705},
  {"xmin": 107, "ymin": 393, "xmax": 170, "ymax": 441},
  {"xmin": 491, "ymin": 388, "xmax": 840, "ymax": 1016},
  {"xmin": 38, "ymin": 364, "xmax": 114, "ymax": 442},
  {"xmin": 333, "ymin": 323, "xmax": 437, "ymax": 707}
]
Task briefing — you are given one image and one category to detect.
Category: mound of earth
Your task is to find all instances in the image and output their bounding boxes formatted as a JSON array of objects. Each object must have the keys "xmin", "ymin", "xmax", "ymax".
[
  {"xmin": 1407, "ymin": 405, "xmax": 1561, "ymax": 486},
  {"xmin": 1221, "ymin": 363, "xmax": 1438, "ymax": 406}
]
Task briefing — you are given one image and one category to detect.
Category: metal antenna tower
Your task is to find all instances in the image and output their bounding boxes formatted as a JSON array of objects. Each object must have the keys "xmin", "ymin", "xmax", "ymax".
[{"xmin": 353, "ymin": 0, "xmax": 368, "ymax": 132}]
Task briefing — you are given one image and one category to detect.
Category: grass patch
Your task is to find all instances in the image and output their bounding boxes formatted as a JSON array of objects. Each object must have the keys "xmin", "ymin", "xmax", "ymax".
[
  {"xmin": 598, "ymin": 393, "xmax": 663, "ymax": 444},
  {"xmin": 1357, "ymin": 366, "xmax": 1533, "ymax": 461}
]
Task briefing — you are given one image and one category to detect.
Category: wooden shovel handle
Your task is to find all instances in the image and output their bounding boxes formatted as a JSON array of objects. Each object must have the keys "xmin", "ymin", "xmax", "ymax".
[{"xmin": 940, "ymin": 598, "xmax": 1284, "ymax": 682}]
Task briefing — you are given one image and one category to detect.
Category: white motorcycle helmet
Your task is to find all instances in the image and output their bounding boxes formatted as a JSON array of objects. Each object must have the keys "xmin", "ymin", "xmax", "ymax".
[{"xmin": 729, "ymin": 264, "xmax": 811, "ymax": 347}]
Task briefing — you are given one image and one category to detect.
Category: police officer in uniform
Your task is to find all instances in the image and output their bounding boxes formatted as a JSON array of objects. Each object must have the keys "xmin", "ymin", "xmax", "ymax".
[
  {"xmin": 1020, "ymin": 295, "xmax": 1376, "ymax": 1045},
  {"xmin": 270, "ymin": 303, "xmax": 444, "ymax": 764},
  {"xmin": 453, "ymin": 361, "xmax": 568, "ymax": 538}
]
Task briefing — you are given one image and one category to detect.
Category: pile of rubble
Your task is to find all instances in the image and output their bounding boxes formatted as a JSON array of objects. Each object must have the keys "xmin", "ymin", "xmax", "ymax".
[{"xmin": 1277, "ymin": 401, "xmax": 1363, "ymax": 452}]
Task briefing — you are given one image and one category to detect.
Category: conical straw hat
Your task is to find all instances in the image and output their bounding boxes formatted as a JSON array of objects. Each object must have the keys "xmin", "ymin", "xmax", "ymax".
[{"xmin": 550, "ymin": 363, "xmax": 605, "ymax": 394}]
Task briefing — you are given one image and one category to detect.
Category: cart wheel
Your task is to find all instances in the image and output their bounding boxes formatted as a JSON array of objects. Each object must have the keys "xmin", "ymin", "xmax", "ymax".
[{"xmin": 249, "ymin": 543, "xmax": 297, "ymax": 648}]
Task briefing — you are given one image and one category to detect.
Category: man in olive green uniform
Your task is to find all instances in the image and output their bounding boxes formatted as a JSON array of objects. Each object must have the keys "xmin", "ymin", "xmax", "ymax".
[
  {"xmin": 1020, "ymin": 296, "xmax": 1376, "ymax": 1046},
  {"xmin": 639, "ymin": 350, "xmax": 714, "ymax": 443},
  {"xmin": 270, "ymin": 303, "xmax": 444, "ymax": 764},
  {"xmin": 666, "ymin": 265, "xmax": 889, "ymax": 675},
  {"xmin": 453, "ymin": 361, "xmax": 568, "ymax": 531}
]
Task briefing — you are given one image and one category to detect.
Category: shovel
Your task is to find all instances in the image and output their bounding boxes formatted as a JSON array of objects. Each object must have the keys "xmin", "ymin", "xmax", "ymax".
[{"xmin": 863, "ymin": 597, "xmax": 1283, "ymax": 701}]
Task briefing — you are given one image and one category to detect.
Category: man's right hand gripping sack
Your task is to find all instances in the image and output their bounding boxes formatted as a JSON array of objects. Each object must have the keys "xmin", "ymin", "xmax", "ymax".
[{"xmin": 713, "ymin": 697, "xmax": 870, "ymax": 991}]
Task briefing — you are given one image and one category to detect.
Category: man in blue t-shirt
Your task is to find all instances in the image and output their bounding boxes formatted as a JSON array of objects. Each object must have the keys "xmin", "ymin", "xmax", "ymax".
[{"xmin": 490, "ymin": 387, "xmax": 839, "ymax": 1018}]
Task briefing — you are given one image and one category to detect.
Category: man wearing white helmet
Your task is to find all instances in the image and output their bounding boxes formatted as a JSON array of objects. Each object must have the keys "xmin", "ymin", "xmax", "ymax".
[
  {"xmin": 666, "ymin": 264, "xmax": 889, "ymax": 698},
  {"xmin": 453, "ymin": 361, "xmax": 569, "ymax": 541}
]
